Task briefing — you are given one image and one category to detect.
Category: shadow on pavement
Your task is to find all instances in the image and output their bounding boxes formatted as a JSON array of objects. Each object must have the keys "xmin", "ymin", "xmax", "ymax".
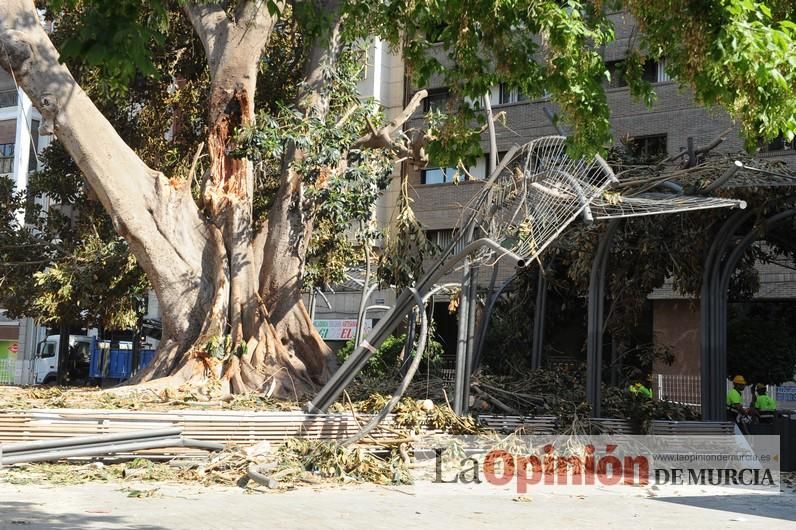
[
  {"xmin": 0, "ymin": 500, "xmax": 167, "ymax": 530},
  {"xmin": 652, "ymin": 494, "xmax": 796, "ymax": 522}
]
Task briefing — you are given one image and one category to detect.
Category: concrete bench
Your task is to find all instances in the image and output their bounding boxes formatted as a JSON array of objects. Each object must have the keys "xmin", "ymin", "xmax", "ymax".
[
  {"xmin": 478, "ymin": 416, "xmax": 736, "ymax": 436},
  {"xmin": 650, "ymin": 420, "xmax": 735, "ymax": 436},
  {"xmin": 590, "ymin": 418, "xmax": 634, "ymax": 434},
  {"xmin": 477, "ymin": 414, "xmax": 558, "ymax": 434}
]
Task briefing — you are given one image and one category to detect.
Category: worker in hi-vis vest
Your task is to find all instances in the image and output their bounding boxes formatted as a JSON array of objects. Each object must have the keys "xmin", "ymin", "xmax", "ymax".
[
  {"xmin": 751, "ymin": 383, "xmax": 777, "ymax": 423},
  {"xmin": 727, "ymin": 375, "xmax": 750, "ymax": 433},
  {"xmin": 628, "ymin": 370, "xmax": 653, "ymax": 399},
  {"xmin": 629, "ymin": 381, "xmax": 653, "ymax": 398}
]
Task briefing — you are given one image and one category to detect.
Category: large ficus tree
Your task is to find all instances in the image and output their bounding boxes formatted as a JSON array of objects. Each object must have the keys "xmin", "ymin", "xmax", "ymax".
[{"xmin": 0, "ymin": 0, "xmax": 793, "ymax": 397}]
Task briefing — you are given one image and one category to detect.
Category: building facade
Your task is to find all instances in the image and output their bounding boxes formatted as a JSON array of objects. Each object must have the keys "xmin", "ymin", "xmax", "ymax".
[
  {"xmin": 0, "ymin": 68, "xmax": 51, "ymax": 385},
  {"xmin": 395, "ymin": 12, "xmax": 796, "ymax": 375}
]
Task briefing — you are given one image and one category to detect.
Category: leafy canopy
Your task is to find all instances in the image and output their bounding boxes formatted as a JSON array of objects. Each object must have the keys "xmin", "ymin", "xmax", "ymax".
[
  {"xmin": 7, "ymin": 0, "xmax": 795, "ymax": 326},
  {"xmin": 41, "ymin": 0, "xmax": 796, "ymax": 158}
]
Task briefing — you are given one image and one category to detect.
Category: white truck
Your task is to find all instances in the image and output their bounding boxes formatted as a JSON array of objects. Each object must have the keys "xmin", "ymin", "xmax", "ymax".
[
  {"xmin": 34, "ymin": 333, "xmax": 159, "ymax": 385},
  {"xmin": 34, "ymin": 334, "xmax": 100, "ymax": 385}
]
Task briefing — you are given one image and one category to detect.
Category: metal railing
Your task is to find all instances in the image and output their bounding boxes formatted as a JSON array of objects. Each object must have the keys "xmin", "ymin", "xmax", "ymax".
[
  {"xmin": 654, "ymin": 373, "xmax": 781, "ymax": 407},
  {"xmin": 0, "ymin": 89, "xmax": 18, "ymax": 108},
  {"xmin": 0, "ymin": 359, "xmax": 35, "ymax": 386},
  {"xmin": 0, "ymin": 358, "xmax": 17, "ymax": 385}
]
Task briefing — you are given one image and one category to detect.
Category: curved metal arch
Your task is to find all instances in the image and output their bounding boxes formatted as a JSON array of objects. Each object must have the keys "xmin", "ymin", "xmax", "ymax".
[
  {"xmin": 471, "ymin": 272, "xmax": 517, "ymax": 372},
  {"xmin": 700, "ymin": 208, "xmax": 796, "ymax": 420},
  {"xmin": 469, "ymin": 263, "xmax": 547, "ymax": 373},
  {"xmin": 699, "ymin": 209, "xmax": 753, "ymax": 420}
]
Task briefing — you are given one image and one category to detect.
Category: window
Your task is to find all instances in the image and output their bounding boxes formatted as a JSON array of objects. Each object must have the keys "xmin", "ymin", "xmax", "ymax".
[
  {"xmin": 605, "ymin": 61, "xmax": 628, "ymax": 88},
  {"xmin": 656, "ymin": 58, "xmax": 671, "ymax": 83},
  {"xmin": 641, "ymin": 60, "xmax": 658, "ymax": 83},
  {"xmin": 626, "ymin": 134, "xmax": 668, "ymax": 162},
  {"xmin": 423, "ymin": 88, "xmax": 450, "ymax": 113},
  {"xmin": 426, "ymin": 229, "xmax": 467, "ymax": 254},
  {"xmin": 0, "ymin": 90, "xmax": 17, "ymax": 108},
  {"xmin": 37, "ymin": 340, "xmax": 56, "ymax": 359},
  {"xmin": 29, "ymin": 119, "xmax": 40, "ymax": 172},
  {"xmin": 498, "ymin": 83, "xmax": 526, "ymax": 105},
  {"xmin": 0, "ymin": 143, "xmax": 13, "ymax": 174},
  {"xmin": 421, "ymin": 166, "xmax": 458, "ymax": 184},
  {"xmin": 73, "ymin": 341, "xmax": 91, "ymax": 363},
  {"xmin": 606, "ymin": 58, "xmax": 668, "ymax": 88},
  {"xmin": 760, "ymin": 134, "xmax": 793, "ymax": 152}
]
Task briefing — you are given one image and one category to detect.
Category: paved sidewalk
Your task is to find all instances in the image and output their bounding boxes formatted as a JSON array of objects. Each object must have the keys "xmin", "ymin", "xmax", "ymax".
[{"xmin": 0, "ymin": 481, "xmax": 794, "ymax": 529}]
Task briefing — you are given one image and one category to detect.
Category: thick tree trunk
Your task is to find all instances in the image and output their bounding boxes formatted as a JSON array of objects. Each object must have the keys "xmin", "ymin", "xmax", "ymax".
[
  {"xmin": 260, "ymin": 163, "xmax": 334, "ymax": 383},
  {"xmin": 0, "ymin": 0, "xmax": 336, "ymax": 398}
]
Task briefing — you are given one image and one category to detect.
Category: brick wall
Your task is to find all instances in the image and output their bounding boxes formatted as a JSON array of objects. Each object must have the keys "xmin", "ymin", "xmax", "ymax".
[{"xmin": 652, "ymin": 299, "xmax": 701, "ymax": 376}]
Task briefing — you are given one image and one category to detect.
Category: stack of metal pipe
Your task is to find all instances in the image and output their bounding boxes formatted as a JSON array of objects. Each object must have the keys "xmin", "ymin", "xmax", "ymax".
[{"xmin": 0, "ymin": 428, "xmax": 224, "ymax": 465}]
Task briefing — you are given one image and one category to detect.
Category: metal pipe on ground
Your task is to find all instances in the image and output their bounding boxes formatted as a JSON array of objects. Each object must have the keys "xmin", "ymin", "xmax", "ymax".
[
  {"xmin": 1, "ymin": 434, "xmax": 223, "ymax": 460},
  {"xmin": 1, "ymin": 437, "xmax": 224, "ymax": 465},
  {"xmin": 2, "ymin": 436, "xmax": 183, "ymax": 459},
  {"xmin": 1, "ymin": 428, "xmax": 183, "ymax": 454}
]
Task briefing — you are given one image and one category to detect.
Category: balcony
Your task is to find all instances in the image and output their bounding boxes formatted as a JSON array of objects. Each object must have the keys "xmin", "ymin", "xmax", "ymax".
[{"xmin": 0, "ymin": 89, "xmax": 18, "ymax": 108}]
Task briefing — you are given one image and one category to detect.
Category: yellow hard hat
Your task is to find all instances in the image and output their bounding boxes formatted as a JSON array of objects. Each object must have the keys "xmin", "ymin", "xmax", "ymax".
[{"xmin": 732, "ymin": 375, "xmax": 747, "ymax": 385}]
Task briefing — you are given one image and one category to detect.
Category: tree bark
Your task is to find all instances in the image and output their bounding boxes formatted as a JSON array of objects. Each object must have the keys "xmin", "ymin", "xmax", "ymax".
[
  {"xmin": 0, "ymin": 0, "xmax": 217, "ymax": 381},
  {"xmin": 259, "ymin": 1, "xmax": 344, "ymax": 383},
  {"xmin": 0, "ymin": 0, "xmax": 335, "ymax": 398}
]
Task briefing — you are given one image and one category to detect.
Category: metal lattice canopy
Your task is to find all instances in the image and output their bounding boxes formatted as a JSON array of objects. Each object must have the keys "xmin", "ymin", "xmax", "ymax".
[
  {"xmin": 590, "ymin": 192, "xmax": 747, "ymax": 220},
  {"xmin": 456, "ymin": 135, "xmax": 618, "ymax": 267},
  {"xmin": 308, "ymin": 136, "xmax": 750, "ymax": 414},
  {"xmin": 454, "ymin": 136, "xmax": 750, "ymax": 268}
]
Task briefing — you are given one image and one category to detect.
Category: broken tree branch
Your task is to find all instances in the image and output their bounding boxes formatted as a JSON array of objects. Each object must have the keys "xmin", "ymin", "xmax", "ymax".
[{"xmin": 353, "ymin": 89, "xmax": 428, "ymax": 160}]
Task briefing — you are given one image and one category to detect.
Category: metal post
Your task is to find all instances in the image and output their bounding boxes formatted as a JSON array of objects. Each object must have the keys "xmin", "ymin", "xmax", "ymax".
[
  {"xmin": 309, "ymin": 289, "xmax": 317, "ymax": 320},
  {"xmin": 465, "ymin": 262, "xmax": 479, "ymax": 376},
  {"xmin": 530, "ymin": 269, "xmax": 547, "ymax": 370},
  {"xmin": 586, "ymin": 220, "xmax": 621, "ymax": 417},
  {"xmin": 56, "ymin": 322, "xmax": 69, "ymax": 386},
  {"xmin": 686, "ymin": 137, "xmax": 696, "ymax": 168},
  {"xmin": 454, "ymin": 259, "xmax": 472, "ymax": 415}
]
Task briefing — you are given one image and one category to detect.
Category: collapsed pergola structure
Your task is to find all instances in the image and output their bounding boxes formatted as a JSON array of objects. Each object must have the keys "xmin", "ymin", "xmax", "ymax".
[{"xmin": 307, "ymin": 135, "xmax": 754, "ymax": 419}]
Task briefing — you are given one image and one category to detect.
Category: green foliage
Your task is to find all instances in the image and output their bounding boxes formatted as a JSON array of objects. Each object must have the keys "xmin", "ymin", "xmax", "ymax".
[
  {"xmin": 345, "ymin": 0, "xmax": 617, "ymax": 157},
  {"xmin": 235, "ymin": 44, "xmax": 394, "ymax": 287},
  {"xmin": 44, "ymin": 0, "xmax": 796, "ymax": 165},
  {"xmin": 625, "ymin": 0, "xmax": 796, "ymax": 147},
  {"xmin": 42, "ymin": 0, "xmax": 169, "ymax": 95},
  {"xmin": 337, "ymin": 329, "xmax": 444, "ymax": 379},
  {"xmin": 377, "ymin": 176, "xmax": 437, "ymax": 288},
  {"xmin": 0, "ymin": 143, "xmax": 148, "ymax": 329},
  {"xmin": 728, "ymin": 318, "xmax": 796, "ymax": 384}
]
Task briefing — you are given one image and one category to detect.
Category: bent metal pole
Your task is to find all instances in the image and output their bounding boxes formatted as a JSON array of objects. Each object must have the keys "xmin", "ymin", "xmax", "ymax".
[{"xmin": 306, "ymin": 239, "xmax": 526, "ymax": 413}]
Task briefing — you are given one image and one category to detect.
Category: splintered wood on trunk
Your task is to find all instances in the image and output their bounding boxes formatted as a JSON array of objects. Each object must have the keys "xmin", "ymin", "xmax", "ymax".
[{"xmin": 0, "ymin": 0, "xmax": 336, "ymax": 398}]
